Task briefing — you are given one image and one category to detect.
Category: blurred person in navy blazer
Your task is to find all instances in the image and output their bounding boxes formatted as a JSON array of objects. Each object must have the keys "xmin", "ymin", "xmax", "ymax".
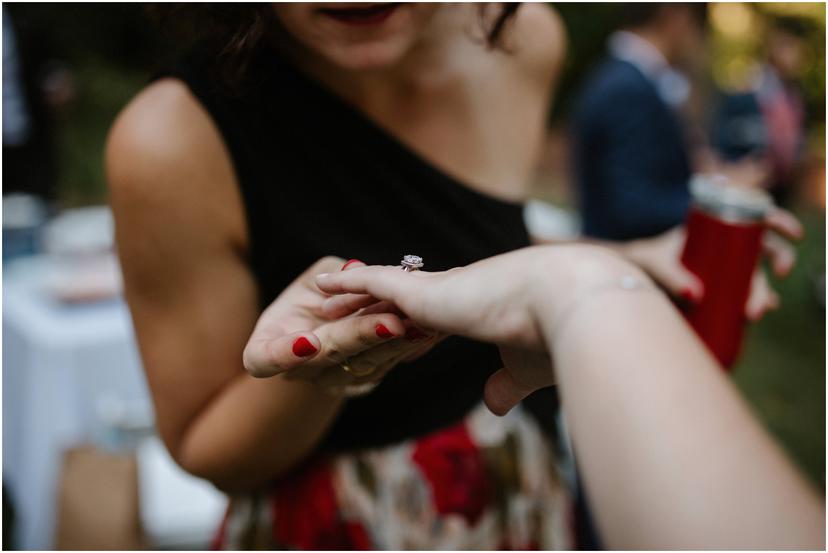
[{"xmin": 572, "ymin": 4, "xmax": 707, "ymax": 241}]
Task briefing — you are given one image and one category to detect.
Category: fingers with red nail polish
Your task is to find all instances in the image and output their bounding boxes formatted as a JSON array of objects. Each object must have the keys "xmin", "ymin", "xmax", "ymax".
[
  {"xmin": 292, "ymin": 336, "xmax": 318, "ymax": 357},
  {"xmin": 376, "ymin": 324, "xmax": 395, "ymax": 339},
  {"xmin": 243, "ymin": 256, "xmax": 429, "ymax": 387},
  {"xmin": 680, "ymin": 288, "xmax": 698, "ymax": 303},
  {"xmin": 247, "ymin": 313, "xmax": 408, "ymax": 379},
  {"xmin": 243, "ymin": 331, "xmax": 322, "ymax": 378}
]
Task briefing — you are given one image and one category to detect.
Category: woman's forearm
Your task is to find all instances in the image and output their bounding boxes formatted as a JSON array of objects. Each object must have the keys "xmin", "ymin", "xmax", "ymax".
[
  {"xmin": 537, "ymin": 281, "xmax": 824, "ymax": 549},
  {"xmin": 175, "ymin": 373, "xmax": 344, "ymax": 493}
]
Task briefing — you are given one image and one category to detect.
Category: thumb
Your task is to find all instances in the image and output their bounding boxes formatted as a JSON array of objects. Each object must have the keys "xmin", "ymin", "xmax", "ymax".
[
  {"xmin": 483, "ymin": 368, "xmax": 533, "ymax": 417},
  {"xmin": 243, "ymin": 331, "xmax": 321, "ymax": 378}
]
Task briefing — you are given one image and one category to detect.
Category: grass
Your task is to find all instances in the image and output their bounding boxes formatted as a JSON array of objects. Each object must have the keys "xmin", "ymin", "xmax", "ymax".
[{"xmin": 734, "ymin": 207, "xmax": 826, "ymax": 490}]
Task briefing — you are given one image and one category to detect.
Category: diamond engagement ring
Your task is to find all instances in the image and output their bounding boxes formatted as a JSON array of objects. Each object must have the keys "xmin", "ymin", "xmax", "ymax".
[{"xmin": 400, "ymin": 255, "xmax": 424, "ymax": 272}]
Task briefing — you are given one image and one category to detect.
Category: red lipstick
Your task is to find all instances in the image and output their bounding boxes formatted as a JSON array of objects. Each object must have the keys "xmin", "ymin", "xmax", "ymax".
[{"xmin": 318, "ymin": 3, "xmax": 402, "ymax": 26}]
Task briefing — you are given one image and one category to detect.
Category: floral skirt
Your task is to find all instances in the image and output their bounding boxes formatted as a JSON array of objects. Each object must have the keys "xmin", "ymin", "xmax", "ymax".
[{"xmin": 213, "ymin": 403, "xmax": 575, "ymax": 550}]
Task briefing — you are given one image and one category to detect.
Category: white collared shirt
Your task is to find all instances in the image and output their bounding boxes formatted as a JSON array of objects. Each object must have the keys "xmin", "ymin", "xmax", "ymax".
[{"xmin": 608, "ymin": 30, "xmax": 690, "ymax": 108}]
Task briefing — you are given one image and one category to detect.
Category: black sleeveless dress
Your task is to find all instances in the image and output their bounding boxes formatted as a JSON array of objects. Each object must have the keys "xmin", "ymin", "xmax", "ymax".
[{"xmin": 166, "ymin": 45, "xmax": 572, "ymax": 550}]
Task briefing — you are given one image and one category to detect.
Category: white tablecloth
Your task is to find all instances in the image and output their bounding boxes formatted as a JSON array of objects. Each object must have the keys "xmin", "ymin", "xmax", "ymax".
[
  {"xmin": 137, "ymin": 436, "xmax": 227, "ymax": 549},
  {"xmin": 3, "ymin": 255, "xmax": 224, "ymax": 549}
]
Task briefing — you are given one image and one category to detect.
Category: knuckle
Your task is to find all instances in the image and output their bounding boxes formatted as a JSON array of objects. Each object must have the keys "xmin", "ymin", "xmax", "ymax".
[
  {"xmin": 246, "ymin": 366, "xmax": 265, "ymax": 378},
  {"xmin": 243, "ymin": 345, "xmax": 272, "ymax": 378},
  {"xmin": 325, "ymin": 348, "xmax": 344, "ymax": 364},
  {"xmin": 248, "ymin": 363, "xmax": 278, "ymax": 379},
  {"xmin": 357, "ymin": 324, "xmax": 376, "ymax": 347},
  {"xmin": 266, "ymin": 340, "xmax": 287, "ymax": 365}
]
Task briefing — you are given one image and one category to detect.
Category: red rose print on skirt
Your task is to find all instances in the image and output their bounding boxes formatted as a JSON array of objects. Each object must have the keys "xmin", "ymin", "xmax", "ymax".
[
  {"xmin": 412, "ymin": 422, "xmax": 491, "ymax": 525},
  {"xmin": 271, "ymin": 458, "xmax": 371, "ymax": 550}
]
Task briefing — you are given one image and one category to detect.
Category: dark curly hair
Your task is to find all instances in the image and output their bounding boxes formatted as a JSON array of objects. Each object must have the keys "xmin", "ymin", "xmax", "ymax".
[{"xmin": 148, "ymin": 3, "xmax": 521, "ymax": 87}]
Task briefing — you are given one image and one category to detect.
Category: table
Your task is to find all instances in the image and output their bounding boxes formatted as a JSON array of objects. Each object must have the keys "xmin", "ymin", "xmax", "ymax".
[
  {"xmin": 3, "ymin": 255, "xmax": 225, "ymax": 549},
  {"xmin": 137, "ymin": 436, "xmax": 226, "ymax": 549}
]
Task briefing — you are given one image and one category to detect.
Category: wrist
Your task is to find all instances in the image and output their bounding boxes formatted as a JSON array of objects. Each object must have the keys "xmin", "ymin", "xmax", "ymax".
[
  {"xmin": 528, "ymin": 245, "xmax": 653, "ymax": 335},
  {"xmin": 611, "ymin": 237, "xmax": 647, "ymax": 269}
]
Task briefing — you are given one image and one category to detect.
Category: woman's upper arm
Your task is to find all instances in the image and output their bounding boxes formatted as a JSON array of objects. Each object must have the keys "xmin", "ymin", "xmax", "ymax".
[{"xmin": 106, "ymin": 79, "xmax": 258, "ymax": 455}]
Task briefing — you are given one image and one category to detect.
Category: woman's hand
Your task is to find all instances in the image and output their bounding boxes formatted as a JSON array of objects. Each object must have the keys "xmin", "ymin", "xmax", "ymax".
[
  {"xmin": 316, "ymin": 246, "xmax": 643, "ymax": 413},
  {"xmin": 618, "ymin": 207, "xmax": 804, "ymax": 320},
  {"xmin": 243, "ymin": 257, "xmax": 435, "ymax": 393}
]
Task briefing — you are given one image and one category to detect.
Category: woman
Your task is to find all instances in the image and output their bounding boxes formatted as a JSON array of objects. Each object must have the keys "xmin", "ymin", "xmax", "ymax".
[
  {"xmin": 314, "ymin": 246, "xmax": 825, "ymax": 550},
  {"xmin": 108, "ymin": 4, "xmax": 573, "ymax": 549},
  {"xmin": 108, "ymin": 3, "xmax": 798, "ymax": 549}
]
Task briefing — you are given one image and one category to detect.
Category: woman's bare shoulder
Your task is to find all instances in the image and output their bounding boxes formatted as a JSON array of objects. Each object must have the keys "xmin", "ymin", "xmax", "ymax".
[
  {"xmin": 510, "ymin": 4, "xmax": 567, "ymax": 84},
  {"xmin": 107, "ymin": 79, "xmax": 225, "ymax": 196},
  {"xmin": 106, "ymin": 78, "xmax": 246, "ymax": 248}
]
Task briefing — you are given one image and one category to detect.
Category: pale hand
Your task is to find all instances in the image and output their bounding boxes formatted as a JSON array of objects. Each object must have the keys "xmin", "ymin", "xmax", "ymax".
[{"xmin": 317, "ymin": 246, "xmax": 641, "ymax": 414}]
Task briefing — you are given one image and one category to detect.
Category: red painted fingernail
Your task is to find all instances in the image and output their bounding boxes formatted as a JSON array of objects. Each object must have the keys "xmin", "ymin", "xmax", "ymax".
[
  {"xmin": 292, "ymin": 337, "xmax": 317, "ymax": 357},
  {"xmin": 681, "ymin": 287, "xmax": 704, "ymax": 303},
  {"xmin": 341, "ymin": 259, "xmax": 363, "ymax": 271},
  {"xmin": 375, "ymin": 324, "xmax": 395, "ymax": 339},
  {"xmin": 405, "ymin": 327, "xmax": 427, "ymax": 341}
]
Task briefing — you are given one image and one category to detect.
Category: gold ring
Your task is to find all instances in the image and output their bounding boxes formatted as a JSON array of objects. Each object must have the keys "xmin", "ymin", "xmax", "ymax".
[
  {"xmin": 324, "ymin": 381, "xmax": 379, "ymax": 398},
  {"xmin": 340, "ymin": 359, "xmax": 376, "ymax": 378}
]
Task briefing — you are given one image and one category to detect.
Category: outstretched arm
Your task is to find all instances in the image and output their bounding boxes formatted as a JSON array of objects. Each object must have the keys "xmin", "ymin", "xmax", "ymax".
[
  {"xmin": 539, "ymin": 263, "xmax": 823, "ymax": 549},
  {"xmin": 317, "ymin": 246, "xmax": 824, "ymax": 549}
]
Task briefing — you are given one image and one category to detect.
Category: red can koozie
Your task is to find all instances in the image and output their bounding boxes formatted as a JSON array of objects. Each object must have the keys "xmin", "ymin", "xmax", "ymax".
[{"xmin": 680, "ymin": 175, "xmax": 773, "ymax": 370}]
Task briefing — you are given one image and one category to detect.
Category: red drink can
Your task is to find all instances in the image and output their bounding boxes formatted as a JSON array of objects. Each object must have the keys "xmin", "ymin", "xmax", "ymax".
[{"xmin": 680, "ymin": 175, "xmax": 773, "ymax": 370}]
